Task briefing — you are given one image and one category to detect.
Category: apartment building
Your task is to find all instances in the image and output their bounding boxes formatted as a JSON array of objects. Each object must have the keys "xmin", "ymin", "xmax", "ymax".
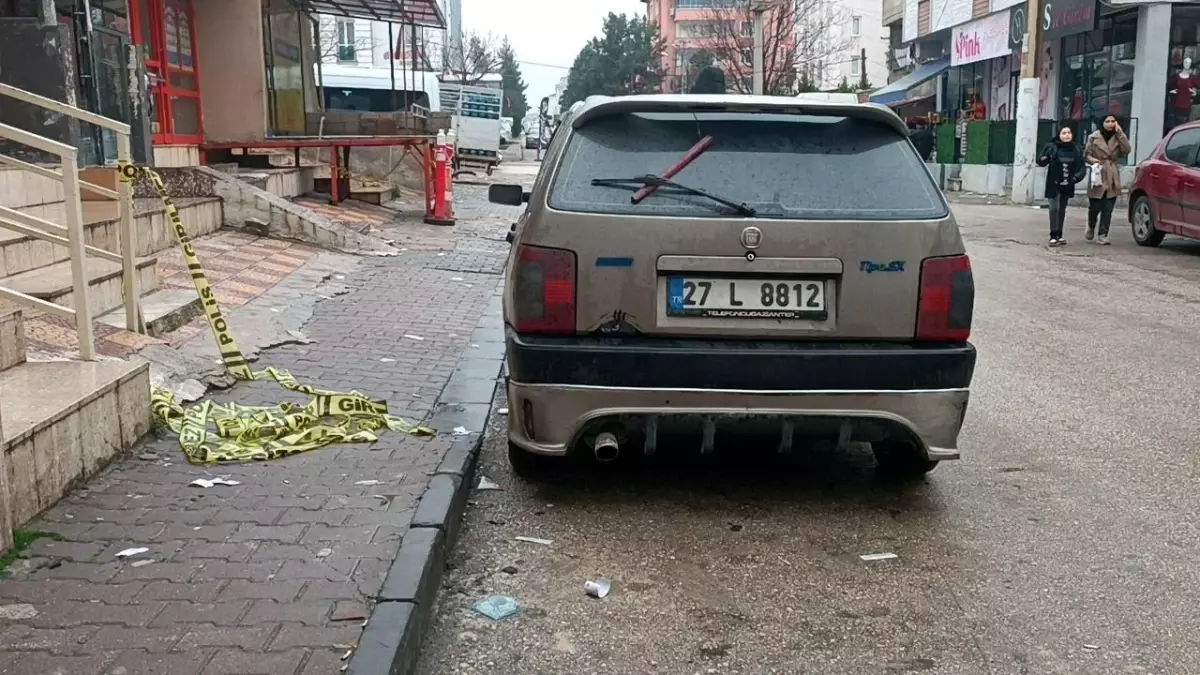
[
  {"xmin": 318, "ymin": 0, "xmax": 459, "ymax": 71},
  {"xmin": 642, "ymin": 0, "xmax": 885, "ymax": 93}
]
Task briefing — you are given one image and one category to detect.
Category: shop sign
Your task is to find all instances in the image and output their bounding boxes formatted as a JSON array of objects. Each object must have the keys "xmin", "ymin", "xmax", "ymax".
[
  {"xmin": 1008, "ymin": 5, "xmax": 1027, "ymax": 51},
  {"xmin": 951, "ymin": 11, "xmax": 1012, "ymax": 66},
  {"xmin": 1042, "ymin": 0, "xmax": 1097, "ymax": 40},
  {"xmin": 931, "ymin": 0, "xmax": 974, "ymax": 33}
]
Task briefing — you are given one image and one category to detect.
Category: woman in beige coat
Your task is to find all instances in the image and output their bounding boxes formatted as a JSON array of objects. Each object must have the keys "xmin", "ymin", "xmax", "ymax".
[{"xmin": 1084, "ymin": 115, "xmax": 1132, "ymax": 245}]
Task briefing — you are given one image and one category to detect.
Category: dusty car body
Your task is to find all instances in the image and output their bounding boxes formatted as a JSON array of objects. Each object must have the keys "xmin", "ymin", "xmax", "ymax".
[{"xmin": 490, "ymin": 94, "xmax": 975, "ymax": 479}]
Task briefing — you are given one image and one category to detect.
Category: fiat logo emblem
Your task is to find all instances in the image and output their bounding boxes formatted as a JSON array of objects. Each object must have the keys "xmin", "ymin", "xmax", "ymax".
[{"xmin": 740, "ymin": 227, "xmax": 762, "ymax": 249}]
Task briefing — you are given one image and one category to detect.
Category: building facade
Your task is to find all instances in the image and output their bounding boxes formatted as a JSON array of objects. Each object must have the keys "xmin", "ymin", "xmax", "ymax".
[
  {"xmin": 877, "ymin": 0, "xmax": 1199, "ymax": 164},
  {"xmin": 642, "ymin": 0, "xmax": 881, "ymax": 95},
  {"xmin": 0, "ymin": 0, "xmax": 447, "ymax": 166},
  {"xmin": 317, "ymin": 0, "xmax": 456, "ymax": 72}
]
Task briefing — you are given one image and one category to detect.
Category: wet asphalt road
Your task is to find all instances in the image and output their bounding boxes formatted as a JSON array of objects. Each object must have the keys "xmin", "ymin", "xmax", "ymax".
[{"xmin": 416, "ymin": 189, "xmax": 1200, "ymax": 675}]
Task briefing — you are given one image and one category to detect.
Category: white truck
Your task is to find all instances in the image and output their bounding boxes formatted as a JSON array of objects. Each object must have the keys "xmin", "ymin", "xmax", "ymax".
[{"xmin": 439, "ymin": 83, "xmax": 504, "ymax": 175}]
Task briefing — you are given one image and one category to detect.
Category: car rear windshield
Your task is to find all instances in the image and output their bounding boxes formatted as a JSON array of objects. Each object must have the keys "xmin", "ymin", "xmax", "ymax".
[{"xmin": 547, "ymin": 111, "xmax": 947, "ymax": 220}]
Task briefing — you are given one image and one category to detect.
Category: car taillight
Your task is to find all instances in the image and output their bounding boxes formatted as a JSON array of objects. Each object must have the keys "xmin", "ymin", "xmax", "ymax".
[
  {"xmin": 916, "ymin": 254, "xmax": 974, "ymax": 342},
  {"xmin": 513, "ymin": 244, "xmax": 576, "ymax": 334}
]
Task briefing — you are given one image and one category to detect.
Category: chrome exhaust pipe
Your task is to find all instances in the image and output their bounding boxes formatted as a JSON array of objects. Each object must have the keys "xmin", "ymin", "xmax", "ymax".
[{"xmin": 593, "ymin": 431, "xmax": 620, "ymax": 462}]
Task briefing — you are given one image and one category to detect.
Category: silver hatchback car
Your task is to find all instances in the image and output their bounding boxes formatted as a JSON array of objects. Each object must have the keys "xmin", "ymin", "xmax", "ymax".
[{"xmin": 490, "ymin": 94, "xmax": 975, "ymax": 480}]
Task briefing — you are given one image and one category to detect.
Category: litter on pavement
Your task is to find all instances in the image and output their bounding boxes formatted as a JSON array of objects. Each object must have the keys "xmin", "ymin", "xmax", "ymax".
[
  {"xmin": 189, "ymin": 477, "xmax": 240, "ymax": 488},
  {"xmin": 515, "ymin": 536, "xmax": 553, "ymax": 546},
  {"xmin": 497, "ymin": 407, "xmax": 509, "ymax": 415},
  {"xmin": 354, "ymin": 479, "xmax": 383, "ymax": 486},
  {"xmin": 859, "ymin": 552, "xmax": 898, "ymax": 561},
  {"xmin": 452, "ymin": 426, "xmax": 472, "ymax": 436},
  {"xmin": 0, "ymin": 604, "xmax": 38, "ymax": 620},
  {"xmin": 477, "ymin": 476, "xmax": 502, "ymax": 490},
  {"xmin": 472, "ymin": 595, "xmax": 521, "ymax": 621},
  {"xmin": 115, "ymin": 547, "xmax": 149, "ymax": 558},
  {"xmin": 584, "ymin": 579, "xmax": 611, "ymax": 599}
]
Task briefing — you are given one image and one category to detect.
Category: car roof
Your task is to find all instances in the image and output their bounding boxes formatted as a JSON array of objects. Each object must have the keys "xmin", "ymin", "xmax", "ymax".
[{"xmin": 568, "ymin": 94, "xmax": 908, "ymax": 136}]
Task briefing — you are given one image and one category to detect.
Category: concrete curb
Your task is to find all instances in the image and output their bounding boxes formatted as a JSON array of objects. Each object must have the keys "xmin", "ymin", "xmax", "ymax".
[
  {"xmin": 347, "ymin": 434, "xmax": 484, "ymax": 675},
  {"xmin": 347, "ymin": 289, "xmax": 505, "ymax": 675}
]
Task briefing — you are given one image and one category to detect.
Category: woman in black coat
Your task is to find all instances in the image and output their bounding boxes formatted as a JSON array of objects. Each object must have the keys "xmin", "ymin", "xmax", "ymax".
[{"xmin": 1036, "ymin": 124, "xmax": 1088, "ymax": 247}]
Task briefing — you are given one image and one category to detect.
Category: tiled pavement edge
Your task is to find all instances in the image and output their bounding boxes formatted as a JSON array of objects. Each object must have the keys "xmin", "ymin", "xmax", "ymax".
[
  {"xmin": 347, "ymin": 290, "xmax": 505, "ymax": 675},
  {"xmin": 0, "ymin": 186, "xmax": 516, "ymax": 675}
]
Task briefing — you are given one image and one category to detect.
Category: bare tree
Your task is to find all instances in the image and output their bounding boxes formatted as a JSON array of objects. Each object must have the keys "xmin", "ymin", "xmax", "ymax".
[
  {"xmin": 315, "ymin": 16, "xmax": 378, "ymax": 63},
  {"xmin": 442, "ymin": 31, "xmax": 500, "ymax": 85},
  {"xmin": 699, "ymin": 0, "xmax": 849, "ymax": 95}
]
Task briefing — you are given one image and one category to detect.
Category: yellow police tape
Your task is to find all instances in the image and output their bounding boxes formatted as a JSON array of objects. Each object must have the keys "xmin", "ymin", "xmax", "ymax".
[{"xmin": 118, "ymin": 161, "xmax": 435, "ymax": 463}]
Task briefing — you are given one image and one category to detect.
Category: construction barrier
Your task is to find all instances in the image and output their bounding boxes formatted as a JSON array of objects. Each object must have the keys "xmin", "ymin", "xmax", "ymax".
[{"xmin": 117, "ymin": 162, "xmax": 435, "ymax": 463}]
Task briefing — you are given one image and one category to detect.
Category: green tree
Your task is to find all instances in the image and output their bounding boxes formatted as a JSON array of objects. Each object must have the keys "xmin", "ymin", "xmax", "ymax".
[
  {"xmin": 562, "ymin": 13, "xmax": 666, "ymax": 106},
  {"xmin": 496, "ymin": 38, "xmax": 529, "ymax": 137},
  {"xmin": 834, "ymin": 75, "xmax": 855, "ymax": 93},
  {"xmin": 796, "ymin": 70, "xmax": 818, "ymax": 93}
]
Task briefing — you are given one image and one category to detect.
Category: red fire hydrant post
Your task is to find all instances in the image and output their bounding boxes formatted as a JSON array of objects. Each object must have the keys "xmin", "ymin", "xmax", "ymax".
[{"xmin": 424, "ymin": 130, "xmax": 456, "ymax": 226}]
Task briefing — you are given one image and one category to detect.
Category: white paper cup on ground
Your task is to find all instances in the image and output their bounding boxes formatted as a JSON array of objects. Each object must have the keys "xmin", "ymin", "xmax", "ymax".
[{"xmin": 584, "ymin": 579, "xmax": 611, "ymax": 599}]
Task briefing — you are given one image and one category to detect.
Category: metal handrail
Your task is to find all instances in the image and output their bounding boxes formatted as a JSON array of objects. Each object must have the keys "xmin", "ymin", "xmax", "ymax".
[
  {"xmin": 0, "ymin": 83, "xmax": 131, "ymax": 134},
  {"xmin": 0, "ymin": 83, "xmax": 142, "ymax": 360}
]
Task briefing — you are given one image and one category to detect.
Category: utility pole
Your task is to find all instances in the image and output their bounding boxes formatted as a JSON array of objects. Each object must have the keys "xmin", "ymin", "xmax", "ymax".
[
  {"xmin": 860, "ymin": 47, "xmax": 868, "ymax": 90},
  {"xmin": 1012, "ymin": 0, "xmax": 1042, "ymax": 204}
]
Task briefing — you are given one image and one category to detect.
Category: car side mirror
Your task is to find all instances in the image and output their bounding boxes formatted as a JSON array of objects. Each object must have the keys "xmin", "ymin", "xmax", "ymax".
[{"xmin": 489, "ymin": 184, "xmax": 525, "ymax": 206}]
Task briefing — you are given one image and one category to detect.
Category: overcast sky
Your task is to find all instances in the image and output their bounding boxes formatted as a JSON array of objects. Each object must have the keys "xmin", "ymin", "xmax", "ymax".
[{"xmin": 460, "ymin": 0, "xmax": 644, "ymax": 110}]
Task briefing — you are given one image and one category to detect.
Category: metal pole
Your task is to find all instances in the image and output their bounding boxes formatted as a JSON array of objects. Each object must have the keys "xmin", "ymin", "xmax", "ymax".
[
  {"xmin": 116, "ymin": 132, "xmax": 141, "ymax": 333},
  {"xmin": 61, "ymin": 148, "xmax": 94, "ymax": 360},
  {"xmin": 860, "ymin": 46, "xmax": 868, "ymax": 90},
  {"xmin": 1012, "ymin": 0, "xmax": 1042, "ymax": 204},
  {"xmin": 389, "ymin": 22, "xmax": 398, "ymax": 111},
  {"xmin": 410, "ymin": 23, "xmax": 419, "ymax": 110}
]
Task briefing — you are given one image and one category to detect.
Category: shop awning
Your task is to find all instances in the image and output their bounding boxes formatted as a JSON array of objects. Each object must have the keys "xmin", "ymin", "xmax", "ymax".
[
  {"xmin": 290, "ymin": 0, "xmax": 446, "ymax": 28},
  {"xmin": 869, "ymin": 57, "xmax": 951, "ymax": 106}
]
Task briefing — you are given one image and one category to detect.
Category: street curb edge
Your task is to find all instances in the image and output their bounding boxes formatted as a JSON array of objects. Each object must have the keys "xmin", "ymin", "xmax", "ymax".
[{"xmin": 346, "ymin": 434, "xmax": 484, "ymax": 675}]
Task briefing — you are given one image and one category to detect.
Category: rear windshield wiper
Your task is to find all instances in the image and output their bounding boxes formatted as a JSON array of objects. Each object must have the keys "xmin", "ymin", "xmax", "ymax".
[{"xmin": 591, "ymin": 175, "xmax": 758, "ymax": 217}]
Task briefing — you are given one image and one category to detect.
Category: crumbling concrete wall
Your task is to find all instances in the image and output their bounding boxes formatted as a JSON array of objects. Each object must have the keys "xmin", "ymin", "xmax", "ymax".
[{"xmin": 196, "ymin": 166, "xmax": 399, "ymax": 255}]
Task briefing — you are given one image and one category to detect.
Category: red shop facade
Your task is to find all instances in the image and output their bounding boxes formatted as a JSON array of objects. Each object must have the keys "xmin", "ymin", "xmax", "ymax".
[{"xmin": 128, "ymin": 0, "xmax": 202, "ymax": 145}]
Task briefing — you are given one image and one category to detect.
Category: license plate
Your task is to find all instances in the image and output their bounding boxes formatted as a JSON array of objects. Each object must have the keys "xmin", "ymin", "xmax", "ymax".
[{"xmin": 666, "ymin": 277, "xmax": 827, "ymax": 319}]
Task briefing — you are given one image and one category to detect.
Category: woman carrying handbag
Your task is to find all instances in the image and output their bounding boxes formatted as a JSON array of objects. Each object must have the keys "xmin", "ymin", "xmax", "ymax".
[{"xmin": 1083, "ymin": 115, "xmax": 1132, "ymax": 245}]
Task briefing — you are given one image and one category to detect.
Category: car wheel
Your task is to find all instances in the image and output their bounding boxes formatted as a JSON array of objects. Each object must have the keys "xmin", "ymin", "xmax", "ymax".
[
  {"xmin": 507, "ymin": 441, "xmax": 562, "ymax": 480},
  {"xmin": 1131, "ymin": 196, "xmax": 1166, "ymax": 247},
  {"xmin": 871, "ymin": 440, "xmax": 938, "ymax": 481}
]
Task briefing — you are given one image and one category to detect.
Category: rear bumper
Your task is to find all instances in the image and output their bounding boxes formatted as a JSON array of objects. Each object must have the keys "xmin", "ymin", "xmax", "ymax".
[{"xmin": 505, "ymin": 334, "xmax": 975, "ymax": 459}]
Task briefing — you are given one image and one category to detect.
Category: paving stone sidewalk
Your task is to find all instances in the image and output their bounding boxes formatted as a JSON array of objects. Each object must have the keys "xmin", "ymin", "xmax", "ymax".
[{"xmin": 0, "ymin": 186, "xmax": 517, "ymax": 675}]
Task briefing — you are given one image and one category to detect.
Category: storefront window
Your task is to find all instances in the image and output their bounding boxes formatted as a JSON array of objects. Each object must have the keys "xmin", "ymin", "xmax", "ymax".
[
  {"xmin": 1058, "ymin": 11, "xmax": 1136, "ymax": 140},
  {"xmin": 944, "ymin": 60, "xmax": 988, "ymax": 120},
  {"xmin": 1167, "ymin": 6, "xmax": 1200, "ymax": 135}
]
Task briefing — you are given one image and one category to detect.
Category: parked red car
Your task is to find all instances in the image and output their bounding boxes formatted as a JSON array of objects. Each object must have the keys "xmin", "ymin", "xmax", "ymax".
[{"xmin": 1128, "ymin": 120, "xmax": 1200, "ymax": 246}]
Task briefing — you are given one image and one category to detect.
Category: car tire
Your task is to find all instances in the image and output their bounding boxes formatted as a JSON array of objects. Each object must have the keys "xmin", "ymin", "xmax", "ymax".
[
  {"xmin": 507, "ymin": 441, "xmax": 562, "ymax": 480},
  {"xmin": 872, "ymin": 440, "xmax": 938, "ymax": 481},
  {"xmin": 1131, "ymin": 195, "xmax": 1166, "ymax": 247}
]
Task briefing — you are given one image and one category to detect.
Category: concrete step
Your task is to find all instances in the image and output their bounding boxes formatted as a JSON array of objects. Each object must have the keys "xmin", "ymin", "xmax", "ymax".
[
  {"xmin": 0, "ymin": 308, "xmax": 25, "ymax": 373},
  {"xmin": 0, "ymin": 256, "xmax": 158, "ymax": 318},
  {"xmin": 0, "ymin": 358, "xmax": 151, "ymax": 552},
  {"xmin": 0, "ymin": 164, "xmax": 65, "ymax": 210},
  {"xmin": 98, "ymin": 287, "xmax": 202, "ymax": 337},
  {"xmin": 0, "ymin": 197, "xmax": 223, "ymax": 279},
  {"xmin": 349, "ymin": 185, "xmax": 393, "ymax": 206}
]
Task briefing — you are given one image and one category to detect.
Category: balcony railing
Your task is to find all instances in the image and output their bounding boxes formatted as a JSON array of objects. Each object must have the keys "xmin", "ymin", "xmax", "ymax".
[{"xmin": 0, "ymin": 82, "xmax": 142, "ymax": 360}]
